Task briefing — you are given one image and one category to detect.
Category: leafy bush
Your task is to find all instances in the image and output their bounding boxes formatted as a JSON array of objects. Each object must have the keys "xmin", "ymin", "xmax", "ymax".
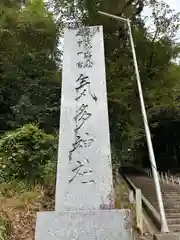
[
  {"xmin": 0, "ymin": 124, "xmax": 57, "ymax": 183},
  {"xmin": 0, "ymin": 213, "xmax": 10, "ymax": 240},
  {"xmin": 42, "ymin": 160, "xmax": 57, "ymax": 187}
]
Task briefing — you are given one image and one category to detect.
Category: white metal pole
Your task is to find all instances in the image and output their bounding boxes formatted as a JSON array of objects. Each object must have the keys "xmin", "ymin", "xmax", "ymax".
[
  {"xmin": 127, "ymin": 19, "xmax": 169, "ymax": 232},
  {"xmin": 98, "ymin": 10, "xmax": 169, "ymax": 233},
  {"xmin": 165, "ymin": 173, "xmax": 169, "ymax": 184},
  {"xmin": 98, "ymin": 11, "xmax": 129, "ymax": 23},
  {"xmin": 178, "ymin": 178, "xmax": 180, "ymax": 186},
  {"xmin": 161, "ymin": 173, "xmax": 164, "ymax": 183}
]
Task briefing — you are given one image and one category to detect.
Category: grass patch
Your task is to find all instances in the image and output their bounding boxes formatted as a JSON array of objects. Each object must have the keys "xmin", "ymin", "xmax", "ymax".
[
  {"xmin": 0, "ymin": 180, "xmax": 55, "ymax": 240},
  {"xmin": 0, "ymin": 213, "xmax": 10, "ymax": 240},
  {"xmin": 0, "ymin": 180, "xmax": 33, "ymax": 197}
]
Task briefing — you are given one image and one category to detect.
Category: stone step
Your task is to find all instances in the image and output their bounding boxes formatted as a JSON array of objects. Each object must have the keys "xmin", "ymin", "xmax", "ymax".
[
  {"xmin": 162, "ymin": 191, "xmax": 180, "ymax": 193},
  {"xmin": 127, "ymin": 174, "xmax": 180, "ymax": 233},
  {"xmin": 163, "ymin": 195, "xmax": 180, "ymax": 198},
  {"xmin": 166, "ymin": 213, "xmax": 180, "ymax": 218},
  {"xmin": 162, "ymin": 195, "xmax": 180, "ymax": 198},
  {"xmin": 167, "ymin": 218, "xmax": 180, "ymax": 225},
  {"xmin": 149, "ymin": 202, "xmax": 180, "ymax": 209},
  {"xmin": 163, "ymin": 198, "xmax": 180, "ymax": 202},
  {"xmin": 162, "ymin": 192, "xmax": 180, "ymax": 195},
  {"xmin": 164, "ymin": 205, "xmax": 180, "ymax": 209},
  {"xmin": 165, "ymin": 202, "xmax": 180, "ymax": 206},
  {"xmin": 149, "ymin": 192, "xmax": 180, "ymax": 196},
  {"xmin": 165, "ymin": 209, "xmax": 180, "ymax": 214},
  {"xmin": 150, "ymin": 201, "xmax": 180, "ymax": 206},
  {"xmin": 140, "ymin": 201, "xmax": 180, "ymax": 212},
  {"xmin": 162, "ymin": 194, "xmax": 180, "ymax": 197},
  {"xmin": 162, "ymin": 188, "xmax": 180, "ymax": 191},
  {"xmin": 164, "ymin": 200, "xmax": 180, "ymax": 203},
  {"xmin": 162, "ymin": 190, "xmax": 179, "ymax": 192},
  {"xmin": 169, "ymin": 224, "xmax": 180, "ymax": 232}
]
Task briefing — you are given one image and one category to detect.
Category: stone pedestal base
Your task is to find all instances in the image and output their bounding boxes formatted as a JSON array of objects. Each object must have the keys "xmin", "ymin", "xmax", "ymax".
[
  {"xmin": 35, "ymin": 209, "xmax": 132, "ymax": 240},
  {"xmin": 154, "ymin": 233, "xmax": 180, "ymax": 240}
]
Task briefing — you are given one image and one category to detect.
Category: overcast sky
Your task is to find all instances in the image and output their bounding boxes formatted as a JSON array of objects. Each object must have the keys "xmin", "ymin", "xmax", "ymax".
[
  {"xmin": 163, "ymin": 0, "xmax": 179, "ymax": 9},
  {"xmin": 144, "ymin": 0, "xmax": 180, "ymax": 13},
  {"xmin": 143, "ymin": 0, "xmax": 180, "ymax": 20},
  {"xmin": 143, "ymin": 0, "xmax": 180, "ymax": 40}
]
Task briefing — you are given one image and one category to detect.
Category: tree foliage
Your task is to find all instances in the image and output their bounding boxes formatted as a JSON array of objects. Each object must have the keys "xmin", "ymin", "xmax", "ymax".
[
  {"xmin": 0, "ymin": 0, "xmax": 180, "ymax": 170},
  {"xmin": 0, "ymin": 0, "xmax": 61, "ymax": 133},
  {"xmin": 0, "ymin": 124, "xmax": 57, "ymax": 183},
  {"xmin": 53, "ymin": 0, "xmax": 180, "ymax": 168}
]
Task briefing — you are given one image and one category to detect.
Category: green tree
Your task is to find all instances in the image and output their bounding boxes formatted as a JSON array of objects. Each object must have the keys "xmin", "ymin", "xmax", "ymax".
[
  {"xmin": 54, "ymin": 0, "xmax": 180, "ymax": 167},
  {"xmin": 1, "ymin": 0, "xmax": 180, "ymax": 169},
  {"xmin": 0, "ymin": 0, "xmax": 61, "ymax": 133},
  {"xmin": 0, "ymin": 124, "xmax": 57, "ymax": 183}
]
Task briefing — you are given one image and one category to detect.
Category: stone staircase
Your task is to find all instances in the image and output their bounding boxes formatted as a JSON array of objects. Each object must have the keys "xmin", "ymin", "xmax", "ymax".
[{"xmin": 121, "ymin": 166, "xmax": 180, "ymax": 232}]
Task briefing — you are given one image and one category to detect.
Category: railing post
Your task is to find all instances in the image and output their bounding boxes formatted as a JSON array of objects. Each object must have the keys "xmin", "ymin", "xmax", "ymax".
[
  {"xmin": 161, "ymin": 173, "xmax": 164, "ymax": 183},
  {"xmin": 135, "ymin": 189, "xmax": 143, "ymax": 236},
  {"xmin": 178, "ymin": 178, "xmax": 180, "ymax": 186},
  {"xmin": 171, "ymin": 176, "xmax": 174, "ymax": 185},
  {"xmin": 165, "ymin": 173, "xmax": 168, "ymax": 184},
  {"xmin": 129, "ymin": 190, "xmax": 134, "ymax": 204},
  {"xmin": 158, "ymin": 172, "xmax": 160, "ymax": 181}
]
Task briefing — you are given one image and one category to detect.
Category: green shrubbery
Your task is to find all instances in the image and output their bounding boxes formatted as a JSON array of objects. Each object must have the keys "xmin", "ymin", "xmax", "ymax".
[
  {"xmin": 0, "ymin": 212, "xmax": 10, "ymax": 240},
  {"xmin": 0, "ymin": 124, "xmax": 57, "ymax": 184}
]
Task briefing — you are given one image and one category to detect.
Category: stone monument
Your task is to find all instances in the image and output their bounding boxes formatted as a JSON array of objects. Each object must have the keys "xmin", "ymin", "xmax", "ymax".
[{"xmin": 35, "ymin": 25, "xmax": 132, "ymax": 240}]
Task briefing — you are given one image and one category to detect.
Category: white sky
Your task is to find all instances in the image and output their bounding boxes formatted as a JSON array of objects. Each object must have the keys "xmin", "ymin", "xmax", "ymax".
[
  {"xmin": 163, "ymin": 0, "xmax": 179, "ymax": 9},
  {"xmin": 143, "ymin": 0, "xmax": 180, "ymax": 38},
  {"xmin": 144, "ymin": 0, "xmax": 180, "ymax": 15}
]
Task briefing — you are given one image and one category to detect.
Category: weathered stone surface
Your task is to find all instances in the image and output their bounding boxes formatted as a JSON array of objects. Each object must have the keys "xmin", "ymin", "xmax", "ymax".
[
  {"xmin": 55, "ymin": 26, "xmax": 114, "ymax": 211},
  {"xmin": 35, "ymin": 210, "xmax": 132, "ymax": 240},
  {"xmin": 35, "ymin": 26, "xmax": 133, "ymax": 240},
  {"xmin": 154, "ymin": 233, "xmax": 180, "ymax": 240}
]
